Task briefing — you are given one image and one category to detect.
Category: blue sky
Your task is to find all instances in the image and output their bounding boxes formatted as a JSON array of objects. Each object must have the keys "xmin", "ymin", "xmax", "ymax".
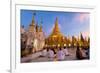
[{"xmin": 21, "ymin": 9, "xmax": 90, "ymax": 37}]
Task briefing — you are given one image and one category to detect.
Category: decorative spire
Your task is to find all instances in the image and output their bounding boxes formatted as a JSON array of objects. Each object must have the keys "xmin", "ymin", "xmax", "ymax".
[
  {"xmin": 55, "ymin": 17, "xmax": 58, "ymax": 25},
  {"xmin": 31, "ymin": 16, "xmax": 35, "ymax": 25},
  {"xmin": 30, "ymin": 12, "xmax": 36, "ymax": 26},
  {"xmin": 39, "ymin": 25, "xmax": 43, "ymax": 32},
  {"xmin": 36, "ymin": 22, "xmax": 39, "ymax": 32},
  {"xmin": 48, "ymin": 17, "xmax": 64, "ymax": 38},
  {"xmin": 39, "ymin": 17, "xmax": 43, "ymax": 32},
  {"xmin": 53, "ymin": 17, "xmax": 60, "ymax": 33},
  {"xmin": 28, "ymin": 14, "xmax": 35, "ymax": 32},
  {"xmin": 46, "ymin": 17, "xmax": 66, "ymax": 47},
  {"xmin": 80, "ymin": 32, "xmax": 84, "ymax": 42}
]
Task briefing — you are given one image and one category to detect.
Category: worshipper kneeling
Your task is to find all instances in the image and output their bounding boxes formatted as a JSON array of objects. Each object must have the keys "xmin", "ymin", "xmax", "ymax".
[{"xmin": 57, "ymin": 48, "xmax": 65, "ymax": 61}]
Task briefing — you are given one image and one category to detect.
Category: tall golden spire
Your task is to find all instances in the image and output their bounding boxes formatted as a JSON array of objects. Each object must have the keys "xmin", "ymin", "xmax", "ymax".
[
  {"xmin": 39, "ymin": 17, "xmax": 43, "ymax": 32},
  {"xmin": 31, "ymin": 16, "xmax": 35, "ymax": 25},
  {"xmin": 46, "ymin": 17, "xmax": 66, "ymax": 47},
  {"xmin": 53, "ymin": 17, "xmax": 60, "ymax": 33},
  {"xmin": 47, "ymin": 18, "xmax": 64, "ymax": 39}
]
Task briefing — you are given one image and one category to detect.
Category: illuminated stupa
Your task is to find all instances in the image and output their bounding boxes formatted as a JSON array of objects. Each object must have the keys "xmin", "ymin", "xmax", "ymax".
[{"xmin": 45, "ymin": 17, "xmax": 67, "ymax": 47}]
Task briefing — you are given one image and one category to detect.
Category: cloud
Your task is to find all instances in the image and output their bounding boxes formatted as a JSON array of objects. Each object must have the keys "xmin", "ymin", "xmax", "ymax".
[{"xmin": 74, "ymin": 13, "xmax": 89, "ymax": 23}]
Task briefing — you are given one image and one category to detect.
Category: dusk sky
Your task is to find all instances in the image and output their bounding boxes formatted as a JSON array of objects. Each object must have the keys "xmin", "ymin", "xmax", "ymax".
[{"xmin": 21, "ymin": 9, "xmax": 90, "ymax": 38}]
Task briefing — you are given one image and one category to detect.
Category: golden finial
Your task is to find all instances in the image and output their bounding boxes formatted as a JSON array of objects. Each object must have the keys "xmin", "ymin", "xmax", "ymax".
[
  {"xmin": 31, "ymin": 16, "xmax": 35, "ymax": 25},
  {"xmin": 55, "ymin": 17, "xmax": 58, "ymax": 25},
  {"xmin": 53, "ymin": 17, "xmax": 60, "ymax": 33}
]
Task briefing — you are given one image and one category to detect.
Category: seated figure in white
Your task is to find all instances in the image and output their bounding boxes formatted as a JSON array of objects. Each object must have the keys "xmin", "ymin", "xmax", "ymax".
[
  {"xmin": 47, "ymin": 49, "xmax": 55, "ymax": 58},
  {"xmin": 41, "ymin": 48, "xmax": 47, "ymax": 57},
  {"xmin": 57, "ymin": 48, "xmax": 65, "ymax": 61},
  {"xmin": 63, "ymin": 47, "xmax": 69, "ymax": 56}
]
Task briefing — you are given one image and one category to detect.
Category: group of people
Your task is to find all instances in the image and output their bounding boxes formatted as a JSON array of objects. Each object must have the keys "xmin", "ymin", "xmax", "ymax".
[
  {"xmin": 76, "ymin": 46, "xmax": 89, "ymax": 60},
  {"xmin": 40, "ymin": 45, "xmax": 89, "ymax": 61},
  {"xmin": 40, "ymin": 46, "xmax": 69, "ymax": 61}
]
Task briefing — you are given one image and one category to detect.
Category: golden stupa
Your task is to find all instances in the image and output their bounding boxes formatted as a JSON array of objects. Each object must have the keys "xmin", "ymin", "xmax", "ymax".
[{"xmin": 45, "ymin": 17, "xmax": 67, "ymax": 47}]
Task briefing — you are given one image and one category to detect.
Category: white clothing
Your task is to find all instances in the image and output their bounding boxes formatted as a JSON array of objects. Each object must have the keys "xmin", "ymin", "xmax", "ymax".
[
  {"xmin": 48, "ymin": 49, "xmax": 54, "ymax": 58},
  {"xmin": 63, "ymin": 48, "xmax": 69, "ymax": 56},
  {"xmin": 41, "ymin": 49, "xmax": 47, "ymax": 57},
  {"xmin": 57, "ymin": 50, "xmax": 65, "ymax": 60}
]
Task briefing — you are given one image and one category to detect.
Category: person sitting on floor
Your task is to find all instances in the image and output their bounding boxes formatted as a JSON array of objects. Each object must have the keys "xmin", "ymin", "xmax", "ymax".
[
  {"xmin": 63, "ymin": 46, "xmax": 69, "ymax": 56},
  {"xmin": 57, "ymin": 47, "xmax": 65, "ymax": 61},
  {"xmin": 76, "ymin": 46, "xmax": 86, "ymax": 60},
  {"xmin": 41, "ymin": 47, "xmax": 47, "ymax": 57},
  {"xmin": 47, "ymin": 48, "xmax": 55, "ymax": 58}
]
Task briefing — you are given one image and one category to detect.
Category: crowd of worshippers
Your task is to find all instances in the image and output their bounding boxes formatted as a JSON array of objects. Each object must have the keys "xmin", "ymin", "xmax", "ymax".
[
  {"xmin": 21, "ymin": 44, "xmax": 89, "ymax": 60},
  {"xmin": 39, "ymin": 46, "xmax": 70, "ymax": 61},
  {"xmin": 39, "ymin": 46, "xmax": 89, "ymax": 61}
]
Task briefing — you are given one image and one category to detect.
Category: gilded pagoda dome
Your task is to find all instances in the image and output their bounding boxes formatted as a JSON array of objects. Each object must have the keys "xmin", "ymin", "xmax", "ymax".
[{"xmin": 45, "ymin": 17, "xmax": 67, "ymax": 47}]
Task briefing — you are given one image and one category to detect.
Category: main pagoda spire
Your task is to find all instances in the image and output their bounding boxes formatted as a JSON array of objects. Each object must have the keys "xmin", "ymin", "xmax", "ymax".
[
  {"xmin": 49, "ymin": 17, "xmax": 63, "ymax": 37},
  {"xmin": 53, "ymin": 17, "xmax": 60, "ymax": 34}
]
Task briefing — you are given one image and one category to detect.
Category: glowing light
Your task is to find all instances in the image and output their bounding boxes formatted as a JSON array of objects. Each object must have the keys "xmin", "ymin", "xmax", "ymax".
[
  {"xmin": 68, "ymin": 44, "xmax": 71, "ymax": 47},
  {"xmin": 64, "ymin": 44, "xmax": 66, "ymax": 47}
]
